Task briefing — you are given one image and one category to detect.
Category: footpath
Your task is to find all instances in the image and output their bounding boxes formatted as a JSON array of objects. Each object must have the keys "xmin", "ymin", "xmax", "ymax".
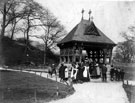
[{"xmin": 49, "ymin": 79, "xmax": 129, "ymax": 103}]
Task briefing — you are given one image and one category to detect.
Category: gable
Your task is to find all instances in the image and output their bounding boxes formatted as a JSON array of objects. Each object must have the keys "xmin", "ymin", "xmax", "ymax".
[{"xmin": 84, "ymin": 22, "xmax": 100, "ymax": 36}]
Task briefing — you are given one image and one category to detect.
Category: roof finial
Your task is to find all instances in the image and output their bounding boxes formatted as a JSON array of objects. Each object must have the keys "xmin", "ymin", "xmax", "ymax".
[
  {"xmin": 81, "ymin": 9, "xmax": 84, "ymax": 20},
  {"xmin": 91, "ymin": 16, "xmax": 94, "ymax": 22},
  {"xmin": 88, "ymin": 9, "xmax": 92, "ymax": 21}
]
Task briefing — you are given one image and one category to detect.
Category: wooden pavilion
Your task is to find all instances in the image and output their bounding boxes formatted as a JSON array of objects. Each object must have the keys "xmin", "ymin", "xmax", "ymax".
[{"xmin": 57, "ymin": 10, "xmax": 116, "ymax": 65}]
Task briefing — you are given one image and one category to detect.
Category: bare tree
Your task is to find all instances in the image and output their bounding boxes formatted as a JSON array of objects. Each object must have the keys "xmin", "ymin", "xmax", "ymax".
[
  {"xmin": 0, "ymin": 0, "xmax": 22, "ymax": 38},
  {"xmin": 0, "ymin": 0, "xmax": 43, "ymax": 38},
  {"xmin": 30, "ymin": 9, "xmax": 66, "ymax": 65},
  {"xmin": 0, "ymin": 0, "xmax": 66, "ymax": 65}
]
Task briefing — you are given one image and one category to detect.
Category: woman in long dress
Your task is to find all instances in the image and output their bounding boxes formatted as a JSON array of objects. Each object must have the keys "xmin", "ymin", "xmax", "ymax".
[
  {"xmin": 83, "ymin": 62, "xmax": 90, "ymax": 82},
  {"xmin": 96, "ymin": 63, "xmax": 101, "ymax": 78},
  {"xmin": 71, "ymin": 63, "xmax": 78, "ymax": 82}
]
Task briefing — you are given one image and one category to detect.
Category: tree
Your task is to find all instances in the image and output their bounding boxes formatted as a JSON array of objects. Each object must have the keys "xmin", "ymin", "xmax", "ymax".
[
  {"xmin": 113, "ymin": 26, "xmax": 135, "ymax": 63},
  {"xmin": 0, "ymin": 0, "xmax": 46, "ymax": 61},
  {"xmin": 0, "ymin": 0, "xmax": 22, "ymax": 39},
  {"xmin": 30, "ymin": 9, "xmax": 66, "ymax": 65},
  {"xmin": 20, "ymin": 0, "xmax": 44, "ymax": 58},
  {"xmin": 0, "ymin": 0, "xmax": 66, "ymax": 65},
  {"xmin": 0, "ymin": 0, "xmax": 43, "ymax": 39}
]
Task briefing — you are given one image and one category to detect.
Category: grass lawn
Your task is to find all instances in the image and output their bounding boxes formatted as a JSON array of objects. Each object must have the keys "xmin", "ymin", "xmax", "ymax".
[
  {"xmin": 115, "ymin": 63, "xmax": 135, "ymax": 103},
  {"xmin": 123, "ymin": 85, "xmax": 135, "ymax": 103},
  {"xmin": 0, "ymin": 70, "xmax": 74, "ymax": 103}
]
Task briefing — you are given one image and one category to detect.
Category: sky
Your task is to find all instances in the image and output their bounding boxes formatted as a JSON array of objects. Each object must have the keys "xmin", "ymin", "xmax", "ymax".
[{"xmin": 35, "ymin": 0, "xmax": 135, "ymax": 43}]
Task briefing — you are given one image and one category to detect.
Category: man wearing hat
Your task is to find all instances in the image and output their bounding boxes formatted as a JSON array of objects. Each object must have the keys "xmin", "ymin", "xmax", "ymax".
[{"xmin": 101, "ymin": 64, "xmax": 107, "ymax": 82}]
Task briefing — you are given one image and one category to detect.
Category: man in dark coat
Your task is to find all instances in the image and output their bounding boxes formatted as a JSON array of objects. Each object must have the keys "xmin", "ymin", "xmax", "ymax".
[
  {"xmin": 114, "ymin": 68, "xmax": 119, "ymax": 81},
  {"xmin": 76, "ymin": 63, "xmax": 84, "ymax": 82},
  {"xmin": 110, "ymin": 65, "xmax": 114, "ymax": 81},
  {"xmin": 120, "ymin": 69, "xmax": 125, "ymax": 82},
  {"xmin": 101, "ymin": 64, "xmax": 107, "ymax": 82},
  {"xmin": 117, "ymin": 68, "xmax": 121, "ymax": 81},
  {"xmin": 59, "ymin": 63, "xmax": 66, "ymax": 82}
]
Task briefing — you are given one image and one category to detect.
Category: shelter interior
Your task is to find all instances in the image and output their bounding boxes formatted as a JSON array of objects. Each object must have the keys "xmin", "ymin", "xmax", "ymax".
[{"xmin": 59, "ymin": 42, "xmax": 113, "ymax": 65}]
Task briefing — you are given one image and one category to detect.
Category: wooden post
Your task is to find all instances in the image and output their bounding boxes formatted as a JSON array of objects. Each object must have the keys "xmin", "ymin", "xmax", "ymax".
[
  {"xmin": 64, "ymin": 57, "xmax": 66, "ymax": 63},
  {"xmin": 73, "ymin": 46, "xmax": 76, "ymax": 62},
  {"xmin": 97, "ymin": 50, "xmax": 100, "ymax": 63},
  {"xmin": 47, "ymin": 73, "xmax": 48, "ymax": 78},
  {"xmin": 73, "ymin": 49, "xmax": 76, "ymax": 62},
  {"xmin": 103, "ymin": 49, "xmax": 107, "ymax": 64},
  {"xmin": 34, "ymin": 88, "xmax": 37, "ymax": 103},
  {"xmin": 40, "ymin": 72, "xmax": 42, "ymax": 76},
  {"xmin": 60, "ymin": 49, "xmax": 62, "ymax": 63},
  {"xmin": 67, "ymin": 48, "xmax": 70, "ymax": 63},
  {"xmin": 60, "ymin": 56, "xmax": 62, "ymax": 64},
  {"xmin": 56, "ymin": 86, "xmax": 59, "ymax": 96},
  {"xmin": 68, "ymin": 56, "xmax": 70, "ymax": 63},
  {"xmin": 130, "ymin": 86, "xmax": 132, "ymax": 103},
  {"xmin": 56, "ymin": 71, "xmax": 57, "ymax": 82},
  {"xmin": 79, "ymin": 48, "xmax": 82, "ymax": 63},
  {"xmin": 122, "ymin": 79, "xmax": 124, "ymax": 85},
  {"xmin": 127, "ymin": 80, "xmax": 129, "ymax": 85},
  {"xmin": 109, "ymin": 49, "xmax": 112, "ymax": 64}
]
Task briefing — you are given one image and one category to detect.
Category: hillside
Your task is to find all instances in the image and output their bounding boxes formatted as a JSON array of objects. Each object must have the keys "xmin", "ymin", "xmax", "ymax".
[{"xmin": 1, "ymin": 37, "xmax": 59, "ymax": 66}]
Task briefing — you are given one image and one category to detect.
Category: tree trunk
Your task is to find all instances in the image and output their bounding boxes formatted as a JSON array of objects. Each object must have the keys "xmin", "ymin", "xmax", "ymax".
[
  {"xmin": 11, "ymin": 21, "xmax": 16, "ymax": 40},
  {"xmin": 1, "ymin": 3, "xmax": 7, "ymax": 38},
  {"xmin": 25, "ymin": 14, "xmax": 30, "ymax": 52},
  {"xmin": 44, "ymin": 41, "xmax": 47, "ymax": 65},
  {"xmin": 24, "ymin": 14, "xmax": 30, "ymax": 61}
]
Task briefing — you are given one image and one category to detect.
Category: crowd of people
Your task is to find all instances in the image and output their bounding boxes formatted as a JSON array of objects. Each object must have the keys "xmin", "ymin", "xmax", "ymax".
[
  {"xmin": 48, "ymin": 62, "xmax": 125, "ymax": 84},
  {"xmin": 110, "ymin": 65, "xmax": 125, "ymax": 82}
]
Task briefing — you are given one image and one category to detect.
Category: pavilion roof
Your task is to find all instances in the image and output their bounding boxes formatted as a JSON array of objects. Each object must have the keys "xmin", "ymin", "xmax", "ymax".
[{"xmin": 58, "ymin": 19, "xmax": 116, "ymax": 46}]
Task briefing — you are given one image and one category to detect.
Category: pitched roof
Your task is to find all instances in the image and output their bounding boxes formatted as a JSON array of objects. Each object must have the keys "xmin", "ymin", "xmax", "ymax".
[{"xmin": 58, "ymin": 19, "xmax": 116, "ymax": 45}]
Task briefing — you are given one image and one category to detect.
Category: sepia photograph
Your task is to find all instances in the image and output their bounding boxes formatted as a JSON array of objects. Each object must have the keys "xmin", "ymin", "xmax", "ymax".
[{"xmin": 0, "ymin": 0, "xmax": 135, "ymax": 103}]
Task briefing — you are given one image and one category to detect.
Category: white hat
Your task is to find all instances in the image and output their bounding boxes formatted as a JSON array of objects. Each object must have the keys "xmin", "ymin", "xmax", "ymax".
[{"xmin": 95, "ymin": 63, "xmax": 98, "ymax": 66}]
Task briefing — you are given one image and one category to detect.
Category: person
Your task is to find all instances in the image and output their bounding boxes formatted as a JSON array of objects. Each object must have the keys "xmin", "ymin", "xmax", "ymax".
[
  {"xmin": 115, "ymin": 68, "xmax": 119, "ymax": 81},
  {"xmin": 95, "ymin": 63, "xmax": 100, "ymax": 78},
  {"xmin": 89, "ymin": 62, "xmax": 93, "ymax": 75},
  {"xmin": 101, "ymin": 64, "xmax": 107, "ymax": 82},
  {"xmin": 113, "ymin": 67, "xmax": 117, "ymax": 81},
  {"xmin": 71, "ymin": 63, "xmax": 78, "ymax": 82},
  {"xmin": 83, "ymin": 62, "xmax": 90, "ymax": 82},
  {"xmin": 59, "ymin": 63, "xmax": 66, "ymax": 82},
  {"xmin": 52, "ymin": 64, "xmax": 56, "ymax": 76},
  {"xmin": 48, "ymin": 65, "xmax": 53, "ymax": 78},
  {"xmin": 64, "ymin": 66, "xmax": 69, "ymax": 81},
  {"xmin": 110, "ymin": 65, "xmax": 114, "ymax": 81},
  {"xmin": 120, "ymin": 69, "xmax": 125, "ymax": 82},
  {"xmin": 92, "ymin": 62, "xmax": 97, "ymax": 78},
  {"xmin": 76, "ymin": 63, "xmax": 84, "ymax": 83},
  {"xmin": 117, "ymin": 68, "xmax": 121, "ymax": 81}
]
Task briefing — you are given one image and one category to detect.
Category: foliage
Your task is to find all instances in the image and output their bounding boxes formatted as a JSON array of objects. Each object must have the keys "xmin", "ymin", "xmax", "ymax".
[{"xmin": 113, "ymin": 26, "xmax": 135, "ymax": 63}]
